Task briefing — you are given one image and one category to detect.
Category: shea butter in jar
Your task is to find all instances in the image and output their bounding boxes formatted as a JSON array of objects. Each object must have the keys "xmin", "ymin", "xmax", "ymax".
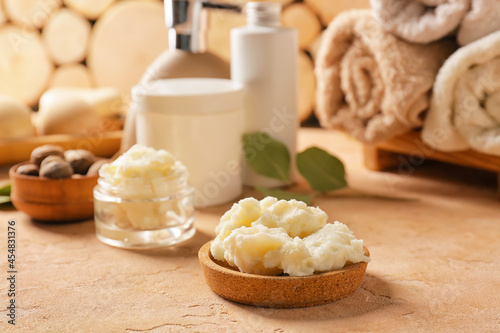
[{"xmin": 94, "ymin": 144, "xmax": 195, "ymax": 248}]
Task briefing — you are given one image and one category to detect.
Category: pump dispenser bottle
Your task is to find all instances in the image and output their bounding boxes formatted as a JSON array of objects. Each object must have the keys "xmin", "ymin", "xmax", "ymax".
[
  {"xmin": 141, "ymin": 0, "xmax": 231, "ymax": 83},
  {"xmin": 121, "ymin": 0, "xmax": 233, "ymax": 152},
  {"xmin": 231, "ymin": 2, "xmax": 299, "ymax": 187}
]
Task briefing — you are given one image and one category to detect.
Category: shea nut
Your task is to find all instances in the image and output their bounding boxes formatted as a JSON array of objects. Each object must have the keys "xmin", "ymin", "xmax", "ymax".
[
  {"xmin": 40, "ymin": 160, "xmax": 74, "ymax": 179},
  {"xmin": 16, "ymin": 164, "xmax": 40, "ymax": 176},
  {"xmin": 87, "ymin": 158, "xmax": 110, "ymax": 176},
  {"xmin": 64, "ymin": 149, "xmax": 96, "ymax": 175},
  {"xmin": 30, "ymin": 144, "xmax": 64, "ymax": 166}
]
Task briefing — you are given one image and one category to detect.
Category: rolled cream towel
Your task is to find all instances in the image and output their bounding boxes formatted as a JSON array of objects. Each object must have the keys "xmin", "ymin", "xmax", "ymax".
[
  {"xmin": 422, "ymin": 31, "xmax": 500, "ymax": 155},
  {"xmin": 315, "ymin": 10, "xmax": 456, "ymax": 143},
  {"xmin": 371, "ymin": 0, "xmax": 500, "ymax": 46}
]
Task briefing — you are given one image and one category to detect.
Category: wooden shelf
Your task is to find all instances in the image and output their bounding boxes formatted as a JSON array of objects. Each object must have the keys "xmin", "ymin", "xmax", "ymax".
[
  {"xmin": 363, "ymin": 131, "xmax": 500, "ymax": 193},
  {"xmin": 0, "ymin": 131, "xmax": 121, "ymax": 165}
]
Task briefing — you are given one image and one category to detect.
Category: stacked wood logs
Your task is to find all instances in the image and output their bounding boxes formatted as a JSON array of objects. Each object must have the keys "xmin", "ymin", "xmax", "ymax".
[
  {"xmin": 0, "ymin": 0, "xmax": 370, "ymax": 121},
  {"xmin": 0, "ymin": 0, "xmax": 169, "ymax": 109}
]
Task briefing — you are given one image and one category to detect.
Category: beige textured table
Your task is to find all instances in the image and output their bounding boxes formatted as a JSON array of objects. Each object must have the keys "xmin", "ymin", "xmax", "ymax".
[{"xmin": 0, "ymin": 128, "xmax": 499, "ymax": 332}]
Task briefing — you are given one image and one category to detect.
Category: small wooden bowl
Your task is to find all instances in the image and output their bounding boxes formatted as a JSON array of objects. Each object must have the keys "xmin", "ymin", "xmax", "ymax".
[
  {"xmin": 9, "ymin": 162, "xmax": 98, "ymax": 222},
  {"xmin": 199, "ymin": 241, "xmax": 370, "ymax": 308}
]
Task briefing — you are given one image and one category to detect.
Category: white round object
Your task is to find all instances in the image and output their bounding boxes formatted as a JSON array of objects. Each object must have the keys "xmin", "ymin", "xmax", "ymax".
[
  {"xmin": 304, "ymin": 0, "xmax": 370, "ymax": 25},
  {"xmin": 298, "ymin": 52, "xmax": 315, "ymax": 122},
  {"xmin": 49, "ymin": 64, "xmax": 93, "ymax": 88},
  {"xmin": 40, "ymin": 87, "xmax": 123, "ymax": 117},
  {"xmin": 64, "ymin": 0, "xmax": 116, "ymax": 20},
  {"xmin": 36, "ymin": 95, "xmax": 100, "ymax": 135},
  {"xmin": 43, "ymin": 8, "xmax": 91, "ymax": 65},
  {"xmin": 0, "ymin": 25, "xmax": 54, "ymax": 106},
  {"xmin": 206, "ymin": 8, "xmax": 246, "ymax": 63},
  {"xmin": 282, "ymin": 3, "xmax": 322, "ymax": 49},
  {"xmin": 0, "ymin": 95, "xmax": 35, "ymax": 139},
  {"xmin": 0, "ymin": 3, "xmax": 7, "ymax": 25},
  {"xmin": 88, "ymin": 0, "xmax": 169, "ymax": 94},
  {"xmin": 3, "ymin": 0, "xmax": 62, "ymax": 29}
]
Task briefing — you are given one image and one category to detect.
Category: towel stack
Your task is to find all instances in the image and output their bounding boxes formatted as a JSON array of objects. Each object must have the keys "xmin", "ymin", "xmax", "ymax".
[
  {"xmin": 372, "ymin": 0, "xmax": 500, "ymax": 46},
  {"xmin": 316, "ymin": 1, "xmax": 500, "ymax": 156}
]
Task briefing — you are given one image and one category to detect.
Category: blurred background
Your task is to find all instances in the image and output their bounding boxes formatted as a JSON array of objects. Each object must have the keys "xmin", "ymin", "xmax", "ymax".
[{"xmin": 0, "ymin": 0, "xmax": 370, "ymax": 125}]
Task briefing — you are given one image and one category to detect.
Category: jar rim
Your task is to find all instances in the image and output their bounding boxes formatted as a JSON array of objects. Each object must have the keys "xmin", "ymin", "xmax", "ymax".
[
  {"xmin": 93, "ymin": 183, "xmax": 194, "ymax": 202},
  {"xmin": 130, "ymin": 78, "xmax": 243, "ymax": 115},
  {"xmin": 97, "ymin": 166, "xmax": 190, "ymax": 198}
]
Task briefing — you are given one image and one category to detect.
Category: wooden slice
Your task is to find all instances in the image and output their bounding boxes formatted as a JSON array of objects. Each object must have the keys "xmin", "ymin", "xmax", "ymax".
[
  {"xmin": 3, "ymin": 0, "xmax": 62, "ymax": 29},
  {"xmin": 0, "ymin": 2, "xmax": 7, "ymax": 25},
  {"xmin": 0, "ymin": 96, "xmax": 35, "ymax": 140},
  {"xmin": 63, "ymin": 0, "xmax": 116, "ymax": 20},
  {"xmin": 214, "ymin": 0, "xmax": 294, "ymax": 6},
  {"xmin": 308, "ymin": 30, "xmax": 324, "ymax": 61},
  {"xmin": 206, "ymin": 8, "xmax": 246, "ymax": 62},
  {"xmin": 0, "ymin": 25, "xmax": 53, "ymax": 106},
  {"xmin": 298, "ymin": 52, "xmax": 316, "ymax": 122},
  {"xmin": 43, "ymin": 8, "xmax": 90, "ymax": 65},
  {"xmin": 87, "ymin": 0, "xmax": 169, "ymax": 94},
  {"xmin": 304, "ymin": 0, "xmax": 370, "ymax": 25},
  {"xmin": 42, "ymin": 8, "xmax": 91, "ymax": 64},
  {"xmin": 282, "ymin": 3, "xmax": 322, "ymax": 50},
  {"xmin": 49, "ymin": 63, "xmax": 93, "ymax": 88}
]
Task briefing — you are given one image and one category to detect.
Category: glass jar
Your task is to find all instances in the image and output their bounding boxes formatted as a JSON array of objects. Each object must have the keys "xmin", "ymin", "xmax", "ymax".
[{"xmin": 94, "ymin": 167, "xmax": 195, "ymax": 248}]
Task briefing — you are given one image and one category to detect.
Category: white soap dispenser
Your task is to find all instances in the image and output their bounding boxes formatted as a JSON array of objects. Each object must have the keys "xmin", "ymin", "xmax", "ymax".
[
  {"xmin": 121, "ymin": 0, "xmax": 234, "ymax": 152},
  {"xmin": 141, "ymin": 0, "xmax": 231, "ymax": 83},
  {"xmin": 231, "ymin": 2, "xmax": 299, "ymax": 187}
]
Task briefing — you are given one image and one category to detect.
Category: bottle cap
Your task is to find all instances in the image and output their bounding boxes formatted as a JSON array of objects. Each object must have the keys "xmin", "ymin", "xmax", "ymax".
[{"xmin": 245, "ymin": 2, "xmax": 281, "ymax": 27}]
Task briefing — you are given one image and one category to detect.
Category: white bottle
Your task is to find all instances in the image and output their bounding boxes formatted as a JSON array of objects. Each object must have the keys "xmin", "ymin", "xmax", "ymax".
[{"xmin": 231, "ymin": 2, "xmax": 298, "ymax": 187}]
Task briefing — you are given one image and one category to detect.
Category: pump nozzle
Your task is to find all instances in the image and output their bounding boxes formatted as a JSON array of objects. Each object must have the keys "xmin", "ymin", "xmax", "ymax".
[
  {"xmin": 201, "ymin": 2, "xmax": 241, "ymax": 12},
  {"xmin": 164, "ymin": 0, "xmax": 242, "ymax": 52}
]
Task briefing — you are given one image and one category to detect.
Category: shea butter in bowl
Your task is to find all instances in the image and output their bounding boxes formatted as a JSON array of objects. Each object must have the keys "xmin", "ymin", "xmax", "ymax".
[{"xmin": 199, "ymin": 197, "xmax": 371, "ymax": 308}]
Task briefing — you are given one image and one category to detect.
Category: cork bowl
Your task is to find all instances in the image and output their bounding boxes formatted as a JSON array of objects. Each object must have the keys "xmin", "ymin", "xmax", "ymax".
[
  {"xmin": 9, "ymin": 162, "xmax": 98, "ymax": 222},
  {"xmin": 199, "ymin": 241, "xmax": 370, "ymax": 308}
]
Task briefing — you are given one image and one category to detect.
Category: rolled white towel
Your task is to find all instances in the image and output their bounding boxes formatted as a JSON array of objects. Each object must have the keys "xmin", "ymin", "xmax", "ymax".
[{"xmin": 422, "ymin": 31, "xmax": 500, "ymax": 155}]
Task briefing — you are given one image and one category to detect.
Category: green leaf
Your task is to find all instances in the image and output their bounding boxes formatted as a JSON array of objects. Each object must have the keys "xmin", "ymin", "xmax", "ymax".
[
  {"xmin": 243, "ymin": 132, "xmax": 291, "ymax": 184},
  {"xmin": 296, "ymin": 147, "xmax": 348, "ymax": 193},
  {"xmin": 256, "ymin": 186, "xmax": 313, "ymax": 205},
  {"xmin": 0, "ymin": 184, "xmax": 11, "ymax": 196},
  {"xmin": 0, "ymin": 196, "xmax": 11, "ymax": 205}
]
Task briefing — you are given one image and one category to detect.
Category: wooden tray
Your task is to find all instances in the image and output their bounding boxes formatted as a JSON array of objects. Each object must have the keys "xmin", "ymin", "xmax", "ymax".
[
  {"xmin": 363, "ymin": 131, "xmax": 500, "ymax": 193},
  {"xmin": 0, "ymin": 131, "xmax": 122, "ymax": 165}
]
